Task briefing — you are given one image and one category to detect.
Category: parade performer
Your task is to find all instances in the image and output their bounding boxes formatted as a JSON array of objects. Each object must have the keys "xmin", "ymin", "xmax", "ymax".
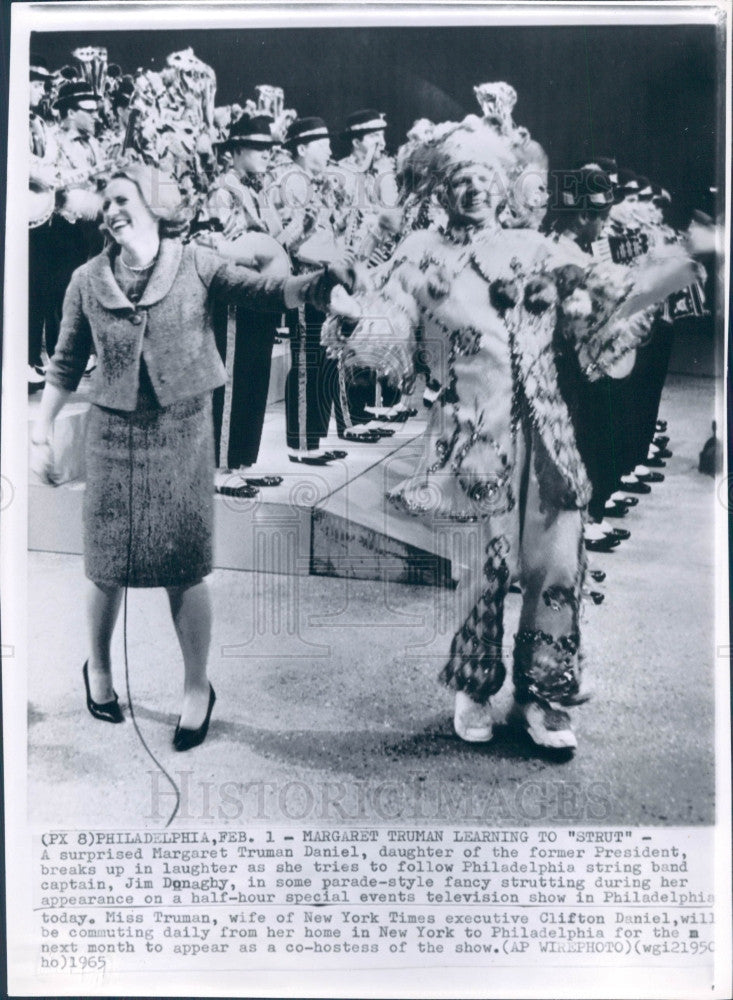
[
  {"xmin": 268, "ymin": 117, "xmax": 350, "ymax": 463},
  {"xmin": 31, "ymin": 164, "xmax": 354, "ymax": 750},
  {"xmin": 206, "ymin": 114, "xmax": 287, "ymax": 490},
  {"xmin": 325, "ymin": 117, "xmax": 697, "ymax": 752},
  {"xmin": 335, "ymin": 109, "xmax": 406, "ymax": 436},
  {"xmin": 28, "ymin": 56, "xmax": 59, "ymax": 389}
]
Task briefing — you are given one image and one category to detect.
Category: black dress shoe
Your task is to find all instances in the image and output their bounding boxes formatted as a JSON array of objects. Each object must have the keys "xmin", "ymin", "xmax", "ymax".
[
  {"xmin": 289, "ymin": 454, "xmax": 332, "ymax": 465},
  {"xmin": 656, "ymin": 420, "xmax": 667, "ymax": 433},
  {"xmin": 585, "ymin": 536, "xmax": 621, "ymax": 553},
  {"xmin": 619, "ymin": 480, "xmax": 651, "ymax": 494},
  {"xmin": 603, "ymin": 503, "xmax": 629, "ymax": 518},
  {"xmin": 216, "ymin": 483, "xmax": 259, "ymax": 498},
  {"xmin": 83, "ymin": 661, "xmax": 124, "ymax": 724},
  {"xmin": 607, "ymin": 527, "xmax": 630, "ymax": 541},
  {"xmin": 653, "ymin": 448, "xmax": 673, "ymax": 459},
  {"xmin": 653, "ymin": 435, "xmax": 670, "ymax": 449},
  {"xmin": 589, "ymin": 569, "xmax": 606, "ymax": 583},
  {"xmin": 322, "ymin": 450, "xmax": 348, "ymax": 460},
  {"xmin": 373, "ymin": 426, "xmax": 396, "ymax": 437},
  {"xmin": 617, "ymin": 495, "xmax": 639, "ymax": 507},
  {"xmin": 585, "ymin": 590, "xmax": 605, "ymax": 605},
  {"xmin": 340, "ymin": 428, "xmax": 383, "ymax": 442},
  {"xmin": 173, "ymin": 685, "xmax": 216, "ymax": 752},
  {"xmin": 245, "ymin": 476, "xmax": 283, "ymax": 488},
  {"xmin": 644, "ymin": 456, "xmax": 667, "ymax": 468},
  {"xmin": 637, "ymin": 471, "xmax": 664, "ymax": 483}
]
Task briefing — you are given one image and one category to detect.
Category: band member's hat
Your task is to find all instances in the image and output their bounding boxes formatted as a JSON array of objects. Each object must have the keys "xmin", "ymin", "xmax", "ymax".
[
  {"xmin": 578, "ymin": 156, "xmax": 618, "ymax": 186},
  {"xmin": 635, "ymin": 175, "xmax": 654, "ymax": 200},
  {"xmin": 556, "ymin": 167, "xmax": 614, "ymax": 212},
  {"xmin": 53, "ymin": 80, "xmax": 99, "ymax": 113},
  {"xmin": 341, "ymin": 109, "xmax": 387, "ymax": 138},
  {"xmin": 614, "ymin": 168, "xmax": 640, "ymax": 202},
  {"xmin": 284, "ymin": 116, "xmax": 333, "ymax": 148},
  {"xmin": 216, "ymin": 114, "xmax": 276, "ymax": 151},
  {"xmin": 652, "ymin": 183, "xmax": 671, "ymax": 206},
  {"xmin": 30, "ymin": 55, "xmax": 52, "ymax": 80}
]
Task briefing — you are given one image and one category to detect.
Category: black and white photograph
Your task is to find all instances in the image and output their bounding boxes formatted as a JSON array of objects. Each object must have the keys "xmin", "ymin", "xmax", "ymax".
[{"xmin": 2, "ymin": 1, "xmax": 731, "ymax": 997}]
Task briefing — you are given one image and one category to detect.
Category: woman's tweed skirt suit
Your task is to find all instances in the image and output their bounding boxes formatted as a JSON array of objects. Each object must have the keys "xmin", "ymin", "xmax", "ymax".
[{"xmin": 46, "ymin": 237, "xmax": 321, "ymax": 587}]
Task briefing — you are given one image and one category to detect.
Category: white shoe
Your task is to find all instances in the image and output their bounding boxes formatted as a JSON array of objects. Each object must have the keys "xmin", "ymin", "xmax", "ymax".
[
  {"xmin": 516, "ymin": 700, "xmax": 577, "ymax": 750},
  {"xmin": 453, "ymin": 691, "xmax": 494, "ymax": 743}
]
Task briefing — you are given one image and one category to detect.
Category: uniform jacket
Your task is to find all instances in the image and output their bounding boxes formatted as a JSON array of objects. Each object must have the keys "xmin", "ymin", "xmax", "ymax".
[{"xmin": 47, "ymin": 237, "xmax": 326, "ymax": 411}]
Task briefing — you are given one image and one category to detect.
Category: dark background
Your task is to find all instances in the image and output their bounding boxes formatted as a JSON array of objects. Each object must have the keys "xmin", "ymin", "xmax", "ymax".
[{"xmin": 32, "ymin": 24, "xmax": 721, "ymax": 225}]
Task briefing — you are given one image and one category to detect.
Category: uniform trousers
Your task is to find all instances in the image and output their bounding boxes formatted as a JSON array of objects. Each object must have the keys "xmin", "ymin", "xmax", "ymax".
[
  {"xmin": 42, "ymin": 215, "xmax": 104, "ymax": 358},
  {"xmin": 623, "ymin": 317, "xmax": 674, "ymax": 470},
  {"xmin": 28, "ymin": 221, "xmax": 54, "ymax": 366},
  {"xmin": 285, "ymin": 303, "xmax": 346, "ymax": 450},
  {"xmin": 212, "ymin": 302, "xmax": 277, "ymax": 469},
  {"xmin": 440, "ymin": 425, "xmax": 586, "ymax": 707}
]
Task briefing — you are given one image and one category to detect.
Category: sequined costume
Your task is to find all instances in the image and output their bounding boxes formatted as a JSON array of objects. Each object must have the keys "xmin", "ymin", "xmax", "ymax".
[{"xmin": 325, "ymin": 214, "xmax": 695, "ymax": 709}]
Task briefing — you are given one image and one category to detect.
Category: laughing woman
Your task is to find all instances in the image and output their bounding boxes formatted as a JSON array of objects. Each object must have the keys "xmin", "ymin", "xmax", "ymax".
[{"xmin": 32, "ymin": 163, "xmax": 350, "ymax": 750}]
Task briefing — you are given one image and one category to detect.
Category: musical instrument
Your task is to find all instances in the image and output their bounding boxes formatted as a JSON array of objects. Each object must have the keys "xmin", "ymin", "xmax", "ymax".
[
  {"xmin": 215, "ymin": 230, "xmax": 292, "ymax": 279},
  {"xmin": 166, "ymin": 48, "xmax": 217, "ymax": 128},
  {"xmin": 255, "ymin": 85, "xmax": 284, "ymax": 120},
  {"xmin": 29, "ymin": 185, "xmax": 56, "ymax": 228},
  {"xmin": 72, "ymin": 46, "xmax": 108, "ymax": 96}
]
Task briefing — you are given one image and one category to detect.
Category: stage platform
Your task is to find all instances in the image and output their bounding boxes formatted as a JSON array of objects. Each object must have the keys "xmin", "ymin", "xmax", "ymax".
[{"xmin": 28, "ymin": 369, "xmax": 452, "ymax": 585}]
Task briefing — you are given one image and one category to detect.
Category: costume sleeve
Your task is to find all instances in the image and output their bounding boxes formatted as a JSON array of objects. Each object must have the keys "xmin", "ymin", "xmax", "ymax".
[
  {"xmin": 44, "ymin": 270, "xmax": 93, "ymax": 393},
  {"xmin": 322, "ymin": 243, "xmax": 422, "ymax": 388},
  {"xmin": 553, "ymin": 244, "xmax": 699, "ymax": 381}
]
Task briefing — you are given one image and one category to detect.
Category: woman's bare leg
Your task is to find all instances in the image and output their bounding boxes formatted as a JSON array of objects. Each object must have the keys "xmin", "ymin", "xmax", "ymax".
[
  {"xmin": 86, "ymin": 580, "xmax": 124, "ymax": 702},
  {"xmin": 166, "ymin": 579, "xmax": 212, "ymax": 730}
]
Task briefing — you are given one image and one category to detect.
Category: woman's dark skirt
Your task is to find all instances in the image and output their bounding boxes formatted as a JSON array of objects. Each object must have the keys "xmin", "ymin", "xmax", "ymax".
[{"xmin": 84, "ymin": 391, "xmax": 214, "ymax": 588}]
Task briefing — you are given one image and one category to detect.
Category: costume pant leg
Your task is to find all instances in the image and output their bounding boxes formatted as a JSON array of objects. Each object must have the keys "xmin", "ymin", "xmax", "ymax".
[
  {"xmin": 439, "ymin": 432, "xmax": 525, "ymax": 705},
  {"xmin": 285, "ymin": 305, "xmax": 323, "ymax": 451},
  {"xmin": 513, "ymin": 431, "xmax": 585, "ymax": 706},
  {"xmin": 226, "ymin": 307, "xmax": 276, "ymax": 467}
]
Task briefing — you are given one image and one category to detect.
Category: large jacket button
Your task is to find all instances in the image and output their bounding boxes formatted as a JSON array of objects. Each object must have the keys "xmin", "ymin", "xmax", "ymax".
[{"xmin": 130, "ymin": 313, "xmax": 143, "ymax": 325}]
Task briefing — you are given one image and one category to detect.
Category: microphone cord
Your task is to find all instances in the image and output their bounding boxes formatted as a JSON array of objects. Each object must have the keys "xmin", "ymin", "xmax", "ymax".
[{"xmin": 123, "ymin": 411, "xmax": 181, "ymax": 828}]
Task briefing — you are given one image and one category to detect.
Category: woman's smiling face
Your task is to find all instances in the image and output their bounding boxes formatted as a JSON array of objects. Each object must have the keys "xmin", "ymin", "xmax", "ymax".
[{"xmin": 102, "ymin": 177, "xmax": 158, "ymax": 245}]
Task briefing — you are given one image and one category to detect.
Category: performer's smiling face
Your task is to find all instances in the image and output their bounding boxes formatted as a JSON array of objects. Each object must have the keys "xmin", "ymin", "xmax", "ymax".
[
  {"xmin": 446, "ymin": 163, "xmax": 503, "ymax": 226},
  {"xmin": 102, "ymin": 177, "xmax": 158, "ymax": 245}
]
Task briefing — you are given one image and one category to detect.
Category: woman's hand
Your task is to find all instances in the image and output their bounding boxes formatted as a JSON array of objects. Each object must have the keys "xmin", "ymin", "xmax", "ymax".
[{"xmin": 30, "ymin": 430, "xmax": 57, "ymax": 485}]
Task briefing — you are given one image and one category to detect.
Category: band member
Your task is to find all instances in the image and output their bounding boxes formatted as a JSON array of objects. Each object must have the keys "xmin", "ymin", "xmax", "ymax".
[
  {"xmin": 326, "ymin": 118, "xmax": 698, "ymax": 753},
  {"xmin": 207, "ymin": 115, "xmax": 286, "ymax": 490},
  {"xmin": 335, "ymin": 109, "xmax": 404, "ymax": 439},
  {"xmin": 268, "ymin": 116, "xmax": 348, "ymax": 464},
  {"xmin": 546, "ymin": 166, "xmax": 635, "ymax": 552},
  {"xmin": 28, "ymin": 56, "xmax": 58, "ymax": 389},
  {"xmin": 44, "ymin": 81, "xmax": 106, "ymax": 359}
]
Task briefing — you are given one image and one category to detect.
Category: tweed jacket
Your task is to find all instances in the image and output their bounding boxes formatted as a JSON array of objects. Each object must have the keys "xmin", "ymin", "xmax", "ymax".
[{"xmin": 47, "ymin": 237, "xmax": 323, "ymax": 410}]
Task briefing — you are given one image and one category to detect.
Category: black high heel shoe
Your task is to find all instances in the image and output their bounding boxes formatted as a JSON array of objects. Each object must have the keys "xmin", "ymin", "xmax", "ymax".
[
  {"xmin": 83, "ymin": 661, "xmax": 124, "ymax": 724},
  {"xmin": 173, "ymin": 684, "xmax": 216, "ymax": 751}
]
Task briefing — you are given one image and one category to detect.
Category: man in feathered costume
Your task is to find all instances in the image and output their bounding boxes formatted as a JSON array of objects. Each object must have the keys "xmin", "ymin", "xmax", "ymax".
[{"xmin": 324, "ymin": 106, "xmax": 698, "ymax": 754}]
